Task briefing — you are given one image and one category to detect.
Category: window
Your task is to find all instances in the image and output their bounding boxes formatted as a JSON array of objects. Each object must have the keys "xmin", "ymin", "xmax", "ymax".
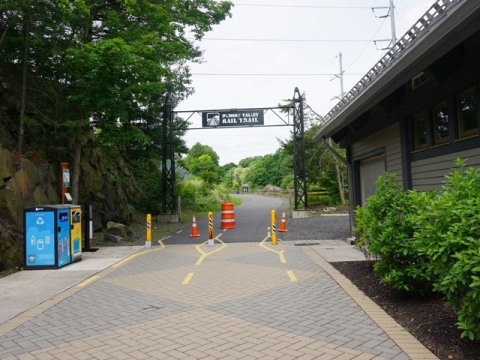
[
  {"xmin": 432, "ymin": 101, "xmax": 450, "ymax": 145},
  {"xmin": 413, "ymin": 112, "xmax": 427, "ymax": 151},
  {"xmin": 457, "ymin": 88, "xmax": 478, "ymax": 139}
]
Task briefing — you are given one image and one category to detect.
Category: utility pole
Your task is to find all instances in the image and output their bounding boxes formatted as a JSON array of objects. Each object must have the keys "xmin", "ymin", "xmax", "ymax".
[
  {"xmin": 389, "ymin": 0, "xmax": 397, "ymax": 46},
  {"xmin": 373, "ymin": 0, "xmax": 397, "ymax": 49},
  {"xmin": 331, "ymin": 52, "xmax": 345, "ymax": 101},
  {"xmin": 338, "ymin": 52, "xmax": 345, "ymax": 98}
]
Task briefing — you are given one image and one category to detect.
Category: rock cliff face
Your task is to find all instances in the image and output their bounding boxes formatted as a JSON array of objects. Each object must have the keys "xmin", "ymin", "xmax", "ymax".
[{"xmin": 0, "ymin": 137, "xmax": 139, "ymax": 270}]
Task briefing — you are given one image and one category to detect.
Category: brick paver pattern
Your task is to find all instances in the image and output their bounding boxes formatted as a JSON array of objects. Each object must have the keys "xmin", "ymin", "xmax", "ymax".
[{"xmin": 0, "ymin": 243, "xmax": 418, "ymax": 359}]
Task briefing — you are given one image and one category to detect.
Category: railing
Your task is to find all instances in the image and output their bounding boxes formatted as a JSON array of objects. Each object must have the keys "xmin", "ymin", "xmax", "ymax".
[{"xmin": 308, "ymin": 189, "xmax": 330, "ymax": 207}]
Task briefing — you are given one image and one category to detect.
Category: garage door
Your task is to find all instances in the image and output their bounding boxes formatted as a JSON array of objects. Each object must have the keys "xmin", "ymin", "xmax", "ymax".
[{"xmin": 359, "ymin": 155, "xmax": 386, "ymax": 206}]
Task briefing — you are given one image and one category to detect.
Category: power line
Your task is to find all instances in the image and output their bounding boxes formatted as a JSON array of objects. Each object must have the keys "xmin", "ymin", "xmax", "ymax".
[
  {"xmin": 191, "ymin": 73, "xmax": 364, "ymax": 76},
  {"xmin": 189, "ymin": 37, "xmax": 373, "ymax": 42},
  {"xmin": 235, "ymin": 3, "xmax": 374, "ymax": 9}
]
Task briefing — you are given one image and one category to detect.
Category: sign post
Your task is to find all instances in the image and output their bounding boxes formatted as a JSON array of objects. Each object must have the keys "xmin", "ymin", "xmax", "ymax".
[{"xmin": 60, "ymin": 162, "xmax": 70, "ymax": 204}]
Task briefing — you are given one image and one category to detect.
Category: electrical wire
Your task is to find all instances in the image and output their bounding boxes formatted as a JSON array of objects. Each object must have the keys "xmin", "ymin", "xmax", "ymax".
[
  {"xmin": 234, "ymin": 4, "xmax": 374, "ymax": 9},
  {"xmin": 191, "ymin": 73, "xmax": 364, "ymax": 76},
  {"xmin": 188, "ymin": 37, "xmax": 373, "ymax": 42},
  {"xmin": 345, "ymin": 16, "xmax": 388, "ymax": 71}
]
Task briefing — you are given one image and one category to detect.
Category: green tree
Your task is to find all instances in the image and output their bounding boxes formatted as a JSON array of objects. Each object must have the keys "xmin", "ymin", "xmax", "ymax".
[
  {"xmin": 0, "ymin": 0, "xmax": 232, "ymax": 205},
  {"xmin": 281, "ymin": 123, "xmax": 346, "ymax": 204},
  {"xmin": 191, "ymin": 154, "xmax": 219, "ymax": 184},
  {"xmin": 181, "ymin": 143, "xmax": 221, "ymax": 185}
]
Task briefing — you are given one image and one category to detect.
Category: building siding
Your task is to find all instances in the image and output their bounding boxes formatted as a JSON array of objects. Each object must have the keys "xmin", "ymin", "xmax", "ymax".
[
  {"xmin": 351, "ymin": 123, "xmax": 403, "ymax": 184},
  {"xmin": 412, "ymin": 147, "xmax": 480, "ymax": 191}
]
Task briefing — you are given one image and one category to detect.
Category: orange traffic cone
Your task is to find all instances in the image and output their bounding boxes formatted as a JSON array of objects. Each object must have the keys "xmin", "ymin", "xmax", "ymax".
[
  {"xmin": 189, "ymin": 215, "xmax": 201, "ymax": 238},
  {"xmin": 279, "ymin": 211, "xmax": 288, "ymax": 232}
]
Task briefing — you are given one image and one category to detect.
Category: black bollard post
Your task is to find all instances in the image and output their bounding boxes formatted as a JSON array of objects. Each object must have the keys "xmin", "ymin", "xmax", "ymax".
[{"xmin": 83, "ymin": 202, "xmax": 98, "ymax": 252}]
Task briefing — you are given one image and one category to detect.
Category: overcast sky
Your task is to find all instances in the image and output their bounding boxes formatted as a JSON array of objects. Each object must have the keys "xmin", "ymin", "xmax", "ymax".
[{"xmin": 177, "ymin": 0, "xmax": 436, "ymax": 165}]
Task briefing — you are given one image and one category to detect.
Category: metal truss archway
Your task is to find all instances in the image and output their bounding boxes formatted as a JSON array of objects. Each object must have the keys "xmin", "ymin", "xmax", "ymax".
[
  {"xmin": 293, "ymin": 87, "xmax": 308, "ymax": 210},
  {"xmin": 160, "ymin": 88, "xmax": 308, "ymax": 214},
  {"xmin": 161, "ymin": 93, "xmax": 176, "ymax": 214}
]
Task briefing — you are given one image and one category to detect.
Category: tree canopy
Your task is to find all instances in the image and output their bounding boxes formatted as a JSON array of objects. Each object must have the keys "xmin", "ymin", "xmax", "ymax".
[
  {"xmin": 180, "ymin": 142, "xmax": 221, "ymax": 184},
  {"xmin": 0, "ymin": 0, "xmax": 232, "ymax": 161},
  {"xmin": 0, "ymin": 0, "xmax": 232, "ymax": 208}
]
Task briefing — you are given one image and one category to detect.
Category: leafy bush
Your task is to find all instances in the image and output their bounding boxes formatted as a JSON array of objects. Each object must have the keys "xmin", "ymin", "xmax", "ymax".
[
  {"xmin": 414, "ymin": 160, "xmax": 480, "ymax": 340},
  {"xmin": 178, "ymin": 178, "xmax": 230, "ymax": 213},
  {"xmin": 354, "ymin": 173, "xmax": 433, "ymax": 293},
  {"xmin": 356, "ymin": 161, "xmax": 480, "ymax": 340}
]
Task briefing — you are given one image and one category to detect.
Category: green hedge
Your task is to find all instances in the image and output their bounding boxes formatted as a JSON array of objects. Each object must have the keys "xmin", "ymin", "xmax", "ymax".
[{"xmin": 355, "ymin": 160, "xmax": 480, "ymax": 340}]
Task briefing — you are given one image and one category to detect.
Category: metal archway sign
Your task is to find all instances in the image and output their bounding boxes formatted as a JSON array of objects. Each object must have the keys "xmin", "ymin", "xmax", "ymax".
[{"xmin": 160, "ymin": 88, "xmax": 308, "ymax": 214}]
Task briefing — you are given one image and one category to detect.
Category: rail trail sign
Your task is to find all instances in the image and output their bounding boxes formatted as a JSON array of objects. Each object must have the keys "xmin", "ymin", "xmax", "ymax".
[
  {"xmin": 202, "ymin": 109, "xmax": 264, "ymax": 127},
  {"xmin": 160, "ymin": 88, "xmax": 308, "ymax": 215}
]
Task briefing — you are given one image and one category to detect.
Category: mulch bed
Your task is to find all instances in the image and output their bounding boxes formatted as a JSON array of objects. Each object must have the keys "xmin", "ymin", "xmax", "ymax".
[{"xmin": 331, "ymin": 261, "xmax": 480, "ymax": 360}]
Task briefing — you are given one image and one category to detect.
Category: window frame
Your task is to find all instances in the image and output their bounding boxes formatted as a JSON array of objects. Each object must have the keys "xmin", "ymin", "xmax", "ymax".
[
  {"xmin": 432, "ymin": 101, "xmax": 450, "ymax": 146},
  {"xmin": 413, "ymin": 112, "xmax": 428, "ymax": 151},
  {"xmin": 456, "ymin": 87, "xmax": 479, "ymax": 139}
]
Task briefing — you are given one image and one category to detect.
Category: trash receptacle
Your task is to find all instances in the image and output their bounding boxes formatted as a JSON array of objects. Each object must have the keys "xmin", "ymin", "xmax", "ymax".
[
  {"xmin": 68, "ymin": 205, "xmax": 82, "ymax": 262},
  {"xmin": 24, "ymin": 205, "xmax": 72, "ymax": 269}
]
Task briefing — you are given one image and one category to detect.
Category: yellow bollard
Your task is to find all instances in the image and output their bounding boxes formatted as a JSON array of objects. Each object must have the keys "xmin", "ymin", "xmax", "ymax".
[
  {"xmin": 208, "ymin": 211, "xmax": 214, "ymax": 246},
  {"xmin": 145, "ymin": 214, "xmax": 152, "ymax": 248},
  {"xmin": 271, "ymin": 210, "xmax": 277, "ymax": 245}
]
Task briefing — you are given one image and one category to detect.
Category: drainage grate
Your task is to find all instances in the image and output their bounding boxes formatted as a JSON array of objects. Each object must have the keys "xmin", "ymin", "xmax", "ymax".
[{"xmin": 294, "ymin": 241, "xmax": 321, "ymax": 246}]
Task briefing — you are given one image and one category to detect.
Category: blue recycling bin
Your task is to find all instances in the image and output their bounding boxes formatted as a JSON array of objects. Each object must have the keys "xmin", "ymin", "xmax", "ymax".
[{"xmin": 24, "ymin": 205, "xmax": 72, "ymax": 269}]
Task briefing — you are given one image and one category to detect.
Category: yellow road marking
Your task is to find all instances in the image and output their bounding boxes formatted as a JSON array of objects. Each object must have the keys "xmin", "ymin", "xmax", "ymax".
[
  {"xmin": 195, "ymin": 234, "xmax": 227, "ymax": 265},
  {"xmin": 157, "ymin": 238, "xmax": 166, "ymax": 249},
  {"xmin": 259, "ymin": 236, "xmax": 287, "ymax": 264},
  {"xmin": 287, "ymin": 270, "xmax": 298, "ymax": 282},
  {"xmin": 77, "ymin": 275, "xmax": 99, "ymax": 288},
  {"xmin": 182, "ymin": 272, "xmax": 194, "ymax": 285},
  {"xmin": 112, "ymin": 253, "xmax": 142, "ymax": 268}
]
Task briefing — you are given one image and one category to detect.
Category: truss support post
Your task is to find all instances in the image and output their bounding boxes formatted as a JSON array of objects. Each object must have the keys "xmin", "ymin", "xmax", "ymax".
[
  {"xmin": 161, "ymin": 93, "xmax": 177, "ymax": 216},
  {"xmin": 293, "ymin": 88, "xmax": 308, "ymax": 211}
]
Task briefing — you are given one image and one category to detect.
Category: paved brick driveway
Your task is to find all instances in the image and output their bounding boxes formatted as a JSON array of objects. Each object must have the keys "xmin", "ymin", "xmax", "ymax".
[{"xmin": 0, "ymin": 240, "xmax": 436, "ymax": 359}]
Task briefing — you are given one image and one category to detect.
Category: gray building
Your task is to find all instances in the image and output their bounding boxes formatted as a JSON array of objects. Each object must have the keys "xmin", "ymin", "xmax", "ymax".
[{"xmin": 314, "ymin": 0, "xmax": 480, "ymax": 213}]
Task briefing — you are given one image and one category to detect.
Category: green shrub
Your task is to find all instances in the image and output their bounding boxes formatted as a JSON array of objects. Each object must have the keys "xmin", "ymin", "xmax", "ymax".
[
  {"xmin": 414, "ymin": 160, "xmax": 480, "ymax": 340},
  {"xmin": 356, "ymin": 161, "xmax": 480, "ymax": 340},
  {"xmin": 178, "ymin": 178, "xmax": 231, "ymax": 213},
  {"xmin": 354, "ymin": 173, "xmax": 432, "ymax": 293}
]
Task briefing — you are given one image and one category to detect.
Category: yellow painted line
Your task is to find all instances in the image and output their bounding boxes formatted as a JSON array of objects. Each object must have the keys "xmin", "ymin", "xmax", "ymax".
[
  {"xmin": 287, "ymin": 270, "xmax": 298, "ymax": 282},
  {"xmin": 111, "ymin": 236, "xmax": 169, "ymax": 270},
  {"xmin": 195, "ymin": 234, "xmax": 227, "ymax": 265},
  {"xmin": 157, "ymin": 238, "xmax": 166, "ymax": 249},
  {"xmin": 112, "ymin": 253, "xmax": 142, "ymax": 268},
  {"xmin": 182, "ymin": 272, "xmax": 194, "ymax": 285},
  {"xmin": 77, "ymin": 275, "xmax": 100, "ymax": 288},
  {"xmin": 259, "ymin": 237, "xmax": 287, "ymax": 264}
]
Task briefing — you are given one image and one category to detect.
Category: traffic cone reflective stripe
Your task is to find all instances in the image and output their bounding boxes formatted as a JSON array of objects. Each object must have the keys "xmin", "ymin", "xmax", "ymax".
[
  {"xmin": 189, "ymin": 216, "xmax": 201, "ymax": 238},
  {"xmin": 279, "ymin": 212, "xmax": 288, "ymax": 232}
]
